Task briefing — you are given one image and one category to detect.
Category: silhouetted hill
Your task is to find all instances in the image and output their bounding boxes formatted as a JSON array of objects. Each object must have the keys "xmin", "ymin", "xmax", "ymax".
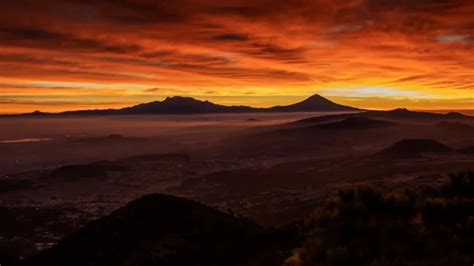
[
  {"xmin": 48, "ymin": 161, "xmax": 128, "ymax": 182},
  {"xmin": 268, "ymin": 117, "xmax": 395, "ymax": 137},
  {"xmin": 117, "ymin": 96, "xmax": 256, "ymax": 114},
  {"xmin": 268, "ymin": 94, "xmax": 359, "ymax": 112},
  {"xmin": 261, "ymin": 116, "xmax": 397, "ymax": 140},
  {"xmin": 295, "ymin": 108, "xmax": 473, "ymax": 126},
  {"xmin": 224, "ymin": 108, "xmax": 474, "ymax": 158},
  {"xmin": 378, "ymin": 139, "xmax": 452, "ymax": 157},
  {"xmin": 23, "ymin": 194, "xmax": 300, "ymax": 266},
  {"xmin": 314, "ymin": 117, "xmax": 395, "ymax": 129},
  {"xmin": 6, "ymin": 94, "xmax": 360, "ymax": 116},
  {"xmin": 365, "ymin": 108, "xmax": 473, "ymax": 120},
  {"xmin": 287, "ymin": 174, "xmax": 474, "ymax": 266}
]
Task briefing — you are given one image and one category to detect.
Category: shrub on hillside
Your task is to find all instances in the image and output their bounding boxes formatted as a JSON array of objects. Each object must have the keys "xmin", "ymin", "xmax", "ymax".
[{"xmin": 285, "ymin": 172, "xmax": 474, "ymax": 266}]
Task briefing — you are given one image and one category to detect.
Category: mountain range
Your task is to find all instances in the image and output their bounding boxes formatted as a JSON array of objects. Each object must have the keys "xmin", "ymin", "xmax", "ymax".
[{"xmin": 6, "ymin": 94, "xmax": 360, "ymax": 116}]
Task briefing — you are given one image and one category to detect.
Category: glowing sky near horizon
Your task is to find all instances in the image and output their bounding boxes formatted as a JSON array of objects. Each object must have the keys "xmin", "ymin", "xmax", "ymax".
[{"xmin": 0, "ymin": 0, "xmax": 473, "ymax": 113}]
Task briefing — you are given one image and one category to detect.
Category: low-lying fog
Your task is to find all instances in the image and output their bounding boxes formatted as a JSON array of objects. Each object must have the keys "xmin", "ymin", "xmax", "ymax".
[{"xmin": 0, "ymin": 112, "xmax": 345, "ymax": 175}]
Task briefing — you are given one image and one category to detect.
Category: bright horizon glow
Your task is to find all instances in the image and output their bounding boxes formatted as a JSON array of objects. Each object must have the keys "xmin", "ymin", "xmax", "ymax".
[{"xmin": 0, "ymin": 0, "xmax": 473, "ymax": 113}]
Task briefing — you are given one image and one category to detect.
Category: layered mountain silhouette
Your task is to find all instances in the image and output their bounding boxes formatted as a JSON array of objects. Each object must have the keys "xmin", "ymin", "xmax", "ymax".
[
  {"xmin": 295, "ymin": 108, "xmax": 473, "ymax": 125},
  {"xmin": 230, "ymin": 109, "xmax": 474, "ymax": 158},
  {"xmin": 8, "ymin": 94, "xmax": 360, "ymax": 116},
  {"xmin": 265, "ymin": 94, "xmax": 359, "ymax": 112},
  {"xmin": 314, "ymin": 117, "xmax": 396, "ymax": 129},
  {"xmin": 23, "ymin": 194, "xmax": 300, "ymax": 266},
  {"xmin": 265, "ymin": 109, "xmax": 473, "ymax": 138}
]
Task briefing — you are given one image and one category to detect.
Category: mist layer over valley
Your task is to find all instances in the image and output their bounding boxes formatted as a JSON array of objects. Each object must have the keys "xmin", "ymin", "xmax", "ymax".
[
  {"xmin": 1, "ymin": 108, "xmax": 474, "ymax": 265},
  {"xmin": 0, "ymin": 112, "xmax": 335, "ymax": 175}
]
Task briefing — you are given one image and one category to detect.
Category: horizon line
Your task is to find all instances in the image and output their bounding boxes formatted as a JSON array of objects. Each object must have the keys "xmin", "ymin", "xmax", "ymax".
[{"xmin": 1, "ymin": 93, "xmax": 474, "ymax": 115}]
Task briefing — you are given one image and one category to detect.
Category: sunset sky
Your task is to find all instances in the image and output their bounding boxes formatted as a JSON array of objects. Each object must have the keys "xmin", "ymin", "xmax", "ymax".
[{"xmin": 1, "ymin": 0, "xmax": 473, "ymax": 113}]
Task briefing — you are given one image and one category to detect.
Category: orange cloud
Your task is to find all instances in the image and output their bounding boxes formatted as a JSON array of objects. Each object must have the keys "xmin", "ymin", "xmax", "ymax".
[{"xmin": 0, "ymin": 0, "xmax": 473, "ymax": 113}]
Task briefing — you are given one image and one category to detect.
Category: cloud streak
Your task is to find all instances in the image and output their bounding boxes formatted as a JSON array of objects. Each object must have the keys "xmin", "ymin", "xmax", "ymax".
[{"xmin": 0, "ymin": 0, "xmax": 473, "ymax": 112}]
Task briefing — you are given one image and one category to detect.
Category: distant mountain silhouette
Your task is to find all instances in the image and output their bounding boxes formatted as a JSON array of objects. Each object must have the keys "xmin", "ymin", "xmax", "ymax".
[
  {"xmin": 7, "ymin": 94, "xmax": 360, "ymax": 116},
  {"xmin": 227, "ymin": 108, "xmax": 474, "ymax": 158},
  {"xmin": 378, "ymin": 139, "xmax": 452, "ymax": 157},
  {"xmin": 23, "ymin": 194, "xmax": 300, "ymax": 266},
  {"xmin": 314, "ymin": 117, "xmax": 396, "ymax": 129},
  {"xmin": 267, "ymin": 94, "xmax": 359, "ymax": 112},
  {"xmin": 365, "ymin": 108, "xmax": 472, "ymax": 120},
  {"xmin": 117, "ymin": 96, "xmax": 256, "ymax": 114},
  {"xmin": 294, "ymin": 108, "xmax": 473, "ymax": 125}
]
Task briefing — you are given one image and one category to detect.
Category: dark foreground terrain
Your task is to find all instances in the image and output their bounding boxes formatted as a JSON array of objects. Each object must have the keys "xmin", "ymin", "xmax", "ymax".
[
  {"xmin": 20, "ymin": 194, "xmax": 300, "ymax": 266},
  {"xmin": 1, "ymin": 109, "xmax": 474, "ymax": 265},
  {"xmin": 286, "ymin": 172, "xmax": 474, "ymax": 266},
  {"xmin": 5, "ymin": 172, "xmax": 474, "ymax": 266}
]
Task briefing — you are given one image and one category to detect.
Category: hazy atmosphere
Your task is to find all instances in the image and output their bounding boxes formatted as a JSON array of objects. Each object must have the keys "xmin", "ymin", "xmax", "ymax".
[{"xmin": 1, "ymin": 1, "xmax": 473, "ymax": 266}]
